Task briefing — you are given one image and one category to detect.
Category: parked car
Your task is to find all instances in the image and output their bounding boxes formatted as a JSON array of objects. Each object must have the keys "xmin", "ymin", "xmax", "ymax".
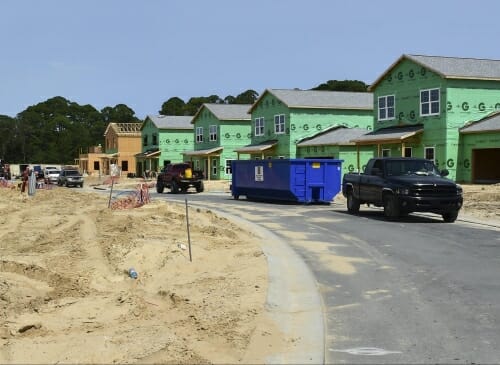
[
  {"xmin": 44, "ymin": 166, "xmax": 58, "ymax": 176},
  {"xmin": 57, "ymin": 169, "xmax": 84, "ymax": 188},
  {"xmin": 46, "ymin": 169, "xmax": 60, "ymax": 184}
]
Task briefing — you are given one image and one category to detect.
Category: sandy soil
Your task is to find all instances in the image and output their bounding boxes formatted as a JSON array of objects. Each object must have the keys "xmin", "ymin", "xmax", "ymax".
[
  {"xmin": 0, "ymin": 178, "xmax": 279, "ymax": 364},
  {"xmin": 1, "ymin": 177, "xmax": 498, "ymax": 364},
  {"xmin": 459, "ymin": 184, "xmax": 500, "ymax": 220}
]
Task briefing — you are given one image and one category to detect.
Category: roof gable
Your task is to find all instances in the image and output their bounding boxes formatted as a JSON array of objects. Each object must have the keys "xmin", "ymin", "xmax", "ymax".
[
  {"xmin": 249, "ymin": 89, "xmax": 373, "ymax": 113},
  {"xmin": 370, "ymin": 54, "xmax": 500, "ymax": 91},
  {"xmin": 104, "ymin": 122, "xmax": 142, "ymax": 137}
]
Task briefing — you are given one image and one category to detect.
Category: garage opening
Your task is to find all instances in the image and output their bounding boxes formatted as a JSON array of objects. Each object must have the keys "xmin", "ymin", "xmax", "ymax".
[{"xmin": 473, "ymin": 148, "xmax": 500, "ymax": 183}]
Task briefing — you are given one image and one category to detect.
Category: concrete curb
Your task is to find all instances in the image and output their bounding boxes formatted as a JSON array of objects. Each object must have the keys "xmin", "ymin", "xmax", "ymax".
[{"xmin": 188, "ymin": 204, "xmax": 325, "ymax": 364}]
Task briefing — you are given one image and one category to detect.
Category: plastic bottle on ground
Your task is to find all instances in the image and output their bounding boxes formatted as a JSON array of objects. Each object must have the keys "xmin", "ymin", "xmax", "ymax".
[{"xmin": 128, "ymin": 268, "xmax": 138, "ymax": 279}]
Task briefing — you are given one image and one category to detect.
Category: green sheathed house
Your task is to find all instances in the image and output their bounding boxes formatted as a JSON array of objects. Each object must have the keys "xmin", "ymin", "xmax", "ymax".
[
  {"xmin": 357, "ymin": 54, "xmax": 500, "ymax": 182},
  {"xmin": 460, "ymin": 111, "xmax": 500, "ymax": 183},
  {"xmin": 235, "ymin": 89, "xmax": 373, "ymax": 174},
  {"xmin": 183, "ymin": 103, "xmax": 252, "ymax": 180},
  {"xmin": 138, "ymin": 115, "xmax": 194, "ymax": 175}
]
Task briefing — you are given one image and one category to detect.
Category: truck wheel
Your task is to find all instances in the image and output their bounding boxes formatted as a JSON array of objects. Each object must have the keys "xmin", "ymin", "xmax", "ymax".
[
  {"xmin": 346, "ymin": 191, "xmax": 360, "ymax": 214},
  {"xmin": 196, "ymin": 181, "xmax": 204, "ymax": 193},
  {"xmin": 383, "ymin": 195, "xmax": 400, "ymax": 220},
  {"xmin": 156, "ymin": 182, "xmax": 164, "ymax": 194},
  {"xmin": 171, "ymin": 181, "xmax": 179, "ymax": 194},
  {"xmin": 442, "ymin": 211, "xmax": 459, "ymax": 223}
]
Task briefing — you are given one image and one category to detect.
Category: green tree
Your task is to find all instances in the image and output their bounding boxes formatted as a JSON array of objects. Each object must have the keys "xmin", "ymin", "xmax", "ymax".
[
  {"xmin": 0, "ymin": 115, "xmax": 16, "ymax": 162},
  {"xmin": 311, "ymin": 80, "xmax": 369, "ymax": 92},
  {"xmin": 184, "ymin": 95, "xmax": 223, "ymax": 115},
  {"xmin": 223, "ymin": 95, "xmax": 236, "ymax": 104},
  {"xmin": 15, "ymin": 96, "xmax": 108, "ymax": 164},
  {"xmin": 234, "ymin": 89, "xmax": 259, "ymax": 104},
  {"xmin": 101, "ymin": 104, "xmax": 139, "ymax": 123},
  {"xmin": 159, "ymin": 97, "xmax": 186, "ymax": 116}
]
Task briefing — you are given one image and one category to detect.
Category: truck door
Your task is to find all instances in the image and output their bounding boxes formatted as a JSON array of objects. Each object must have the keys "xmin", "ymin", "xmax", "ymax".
[{"xmin": 365, "ymin": 159, "xmax": 385, "ymax": 204}]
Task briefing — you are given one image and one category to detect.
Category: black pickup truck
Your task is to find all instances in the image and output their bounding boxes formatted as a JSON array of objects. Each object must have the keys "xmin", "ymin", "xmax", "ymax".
[{"xmin": 342, "ymin": 157, "xmax": 463, "ymax": 222}]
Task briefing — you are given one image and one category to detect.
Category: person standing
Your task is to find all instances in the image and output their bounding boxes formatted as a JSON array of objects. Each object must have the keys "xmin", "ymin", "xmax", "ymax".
[
  {"xmin": 28, "ymin": 169, "xmax": 36, "ymax": 196},
  {"xmin": 21, "ymin": 167, "xmax": 29, "ymax": 193}
]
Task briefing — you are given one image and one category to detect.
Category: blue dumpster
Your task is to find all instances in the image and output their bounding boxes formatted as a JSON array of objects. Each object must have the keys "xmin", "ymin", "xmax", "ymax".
[{"xmin": 231, "ymin": 159, "xmax": 343, "ymax": 203}]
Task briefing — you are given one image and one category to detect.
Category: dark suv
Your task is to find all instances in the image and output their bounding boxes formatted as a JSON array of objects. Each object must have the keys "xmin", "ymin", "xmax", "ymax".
[
  {"xmin": 156, "ymin": 163, "xmax": 204, "ymax": 193},
  {"xmin": 57, "ymin": 169, "xmax": 84, "ymax": 188}
]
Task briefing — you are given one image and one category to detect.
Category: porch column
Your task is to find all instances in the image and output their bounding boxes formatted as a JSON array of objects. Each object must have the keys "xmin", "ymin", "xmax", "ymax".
[
  {"xmin": 207, "ymin": 156, "xmax": 211, "ymax": 181},
  {"xmin": 356, "ymin": 144, "xmax": 360, "ymax": 171}
]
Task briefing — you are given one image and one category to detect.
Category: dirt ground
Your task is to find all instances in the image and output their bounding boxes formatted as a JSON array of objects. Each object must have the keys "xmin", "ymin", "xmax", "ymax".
[
  {"xmin": 458, "ymin": 184, "xmax": 500, "ymax": 220},
  {"xmin": 0, "ymin": 177, "xmax": 281, "ymax": 364},
  {"xmin": 0, "ymin": 177, "xmax": 498, "ymax": 364}
]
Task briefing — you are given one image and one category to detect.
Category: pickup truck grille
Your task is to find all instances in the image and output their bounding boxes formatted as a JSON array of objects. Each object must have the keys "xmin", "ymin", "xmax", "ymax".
[{"xmin": 412, "ymin": 185, "xmax": 457, "ymax": 197}]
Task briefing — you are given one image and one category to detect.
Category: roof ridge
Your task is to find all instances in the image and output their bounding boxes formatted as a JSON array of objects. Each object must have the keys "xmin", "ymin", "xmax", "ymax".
[{"xmin": 407, "ymin": 54, "xmax": 500, "ymax": 62}]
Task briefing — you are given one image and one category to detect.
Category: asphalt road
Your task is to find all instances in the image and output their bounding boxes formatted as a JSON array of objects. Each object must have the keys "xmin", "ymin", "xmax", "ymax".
[{"xmin": 151, "ymin": 190, "xmax": 500, "ymax": 364}]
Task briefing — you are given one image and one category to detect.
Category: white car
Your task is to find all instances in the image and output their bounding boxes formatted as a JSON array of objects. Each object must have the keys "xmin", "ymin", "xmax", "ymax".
[{"xmin": 46, "ymin": 169, "xmax": 60, "ymax": 184}]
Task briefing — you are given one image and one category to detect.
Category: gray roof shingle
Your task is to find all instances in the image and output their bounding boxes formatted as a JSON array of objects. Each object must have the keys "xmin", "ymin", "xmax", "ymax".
[
  {"xmin": 460, "ymin": 111, "xmax": 500, "ymax": 133},
  {"xmin": 406, "ymin": 54, "xmax": 500, "ymax": 80},
  {"xmin": 203, "ymin": 104, "xmax": 252, "ymax": 120},
  {"xmin": 251, "ymin": 89, "xmax": 373, "ymax": 112},
  {"xmin": 146, "ymin": 115, "xmax": 193, "ymax": 130},
  {"xmin": 351, "ymin": 124, "xmax": 424, "ymax": 144},
  {"xmin": 370, "ymin": 54, "xmax": 500, "ymax": 90},
  {"xmin": 296, "ymin": 126, "xmax": 368, "ymax": 146}
]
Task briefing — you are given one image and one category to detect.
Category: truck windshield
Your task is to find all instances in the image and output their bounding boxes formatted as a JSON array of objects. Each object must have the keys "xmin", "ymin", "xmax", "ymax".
[{"xmin": 386, "ymin": 160, "xmax": 440, "ymax": 177}]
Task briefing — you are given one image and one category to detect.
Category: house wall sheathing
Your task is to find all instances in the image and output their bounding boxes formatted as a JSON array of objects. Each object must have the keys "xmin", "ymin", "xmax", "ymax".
[
  {"xmin": 191, "ymin": 108, "xmax": 251, "ymax": 180},
  {"xmin": 373, "ymin": 59, "xmax": 500, "ymax": 182}
]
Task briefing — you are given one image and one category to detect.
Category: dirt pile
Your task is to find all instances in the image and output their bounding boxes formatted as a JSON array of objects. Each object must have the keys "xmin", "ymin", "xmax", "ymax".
[{"xmin": 0, "ymin": 186, "xmax": 271, "ymax": 364}]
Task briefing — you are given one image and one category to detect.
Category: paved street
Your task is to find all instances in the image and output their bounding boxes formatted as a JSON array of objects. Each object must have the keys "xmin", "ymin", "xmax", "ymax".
[{"xmin": 159, "ymin": 191, "xmax": 500, "ymax": 364}]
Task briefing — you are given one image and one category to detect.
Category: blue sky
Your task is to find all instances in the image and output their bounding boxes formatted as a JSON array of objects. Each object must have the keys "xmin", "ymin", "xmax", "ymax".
[{"xmin": 1, "ymin": 0, "xmax": 499, "ymax": 119}]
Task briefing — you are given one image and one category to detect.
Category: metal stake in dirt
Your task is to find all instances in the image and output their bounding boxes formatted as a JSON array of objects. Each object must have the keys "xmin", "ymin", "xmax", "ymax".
[
  {"xmin": 108, "ymin": 177, "xmax": 115, "ymax": 208},
  {"xmin": 185, "ymin": 198, "xmax": 192, "ymax": 262}
]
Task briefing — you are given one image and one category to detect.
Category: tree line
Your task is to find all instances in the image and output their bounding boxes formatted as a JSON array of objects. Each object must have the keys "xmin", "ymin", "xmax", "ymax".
[{"xmin": 0, "ymin": 80, "xmax": 367, "ymax": 165}]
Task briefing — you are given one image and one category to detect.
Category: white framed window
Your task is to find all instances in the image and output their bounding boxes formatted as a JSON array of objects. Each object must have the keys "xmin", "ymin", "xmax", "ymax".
[
  {"xmin": 274, "ymin": 114, "xmax": 285, "ymax": 134},
  {"xmin": 212, "ymin": 159, "xmax": 217, "ymax": 176},
  {"xmin": 420, "ymin": 88, "xmax": 440, "ymax": 116},
  {"xmin": 404, "ymin": 147, "xmax": 412, "ymax": 157},
  {"xmin": 196, "ymin": 127, "xmax": 203, "ymax": 143},
  {"xmin": 209, "ymin": 125, "xmax": 217, "ymax": 142},
  {"xmin": 382, "ymin": 148, "xmax": 391, "ymax": 157},
  {"xmin": 378, "ymin": 95, "xmax": 395, "ymax": 121},
  {"xmin": 225, "ymin": 159, "xmax": 233, "ymax": 175},
  {"xmin": 255, "ymin": 117, "xmax": 264, "ymax": 136},
  {"xmin": 425, "ymin": 147, "xmax": 435, "ymax": 162}
]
